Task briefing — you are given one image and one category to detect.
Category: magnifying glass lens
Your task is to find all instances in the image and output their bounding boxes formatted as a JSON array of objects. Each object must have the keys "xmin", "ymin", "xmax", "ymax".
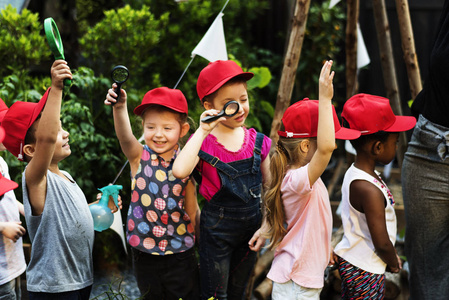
[
  {"xmin": 113, "ymin": 69, "xmax": 129, "ymax": 83},
  {"xmin": 52, "ymin": 28, "xmax": 60, "ymax": 47},
  {"xmin": 225, "ymin": 103, "xmax": 239, "ymax": 116}
]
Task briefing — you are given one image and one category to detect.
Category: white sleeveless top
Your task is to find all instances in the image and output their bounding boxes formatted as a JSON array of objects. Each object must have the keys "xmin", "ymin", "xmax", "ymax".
[{"xmin": 334, "ymin": 164, "xmax": 397, "ymax": 274}]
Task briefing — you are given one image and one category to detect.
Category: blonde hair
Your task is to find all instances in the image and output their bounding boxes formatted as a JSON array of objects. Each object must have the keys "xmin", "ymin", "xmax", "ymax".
[{"xmin": 264, "ymin": 129, "xmax": 315, "ymax": 250}]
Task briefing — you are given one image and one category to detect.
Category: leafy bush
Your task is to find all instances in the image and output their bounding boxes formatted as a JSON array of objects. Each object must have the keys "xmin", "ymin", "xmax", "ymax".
[
  {"xmin": 0, "ymin": 5, "xmax": 48, "ymax": 78},
  {"xmin": 79, "ymin": 4, "xmax": 168, "ymax": 88}
]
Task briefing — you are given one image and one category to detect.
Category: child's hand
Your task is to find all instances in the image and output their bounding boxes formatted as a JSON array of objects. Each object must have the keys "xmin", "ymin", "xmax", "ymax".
[
  {"xmin": 248, "ymin": 228, "xmax": 266, "ymax": 252},
  {"xmin": 95, "ymin": 193, "xmax": 123, "ymax": 213},
  {"xmin": 318, "ymin": 60, "xmax": 335, "ymax": 101},
  {"xmin": 199, "ymin": 109, "xmax": 226, "ymax": 132},
  {"xmin": 386, "ymin": 253, "xmax": 402, "ymax": 273},
  {"xmin": 51, "ymin": 60, "xmax": 72, "ymax": 91},
  {"xmin": 105, "ymin": 83, "xmax": 127, "ymax": 108},
  {"xmin": 329, "ymin": 249, "xmax": 338, "ymax": 266},
  {"xmin": 0, "ymin": 221, "xmax": 26, "ymax": 242}
]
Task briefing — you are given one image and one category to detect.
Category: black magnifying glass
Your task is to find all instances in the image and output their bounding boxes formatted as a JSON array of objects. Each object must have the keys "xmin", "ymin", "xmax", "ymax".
[
  {"xmin": 44, "ymin": 17, "xmax": 71, "ymax": 86},
  {"xmin": 111, "ymin": 65, "xmax": 129, "ymax": 105},
  {"xmin": 201, "ymin": 101, "xmax": 240, "ymax": 123}
]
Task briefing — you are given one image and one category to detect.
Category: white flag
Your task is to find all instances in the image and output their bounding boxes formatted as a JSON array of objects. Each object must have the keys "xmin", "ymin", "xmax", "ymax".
[
  {"xmin": 111, "ymin": 210, "xmax": 127, "ymax": 254},
  {"xmin": 329, "ymin": 0, "xmax": 341, "ymax": 9},
  {"xmin": 192, "ymin": 12, "xmax": 228, "ymax": 62},
  {"xmin": 357, "ymin": 24, "xmax": 371, "ymax": 69}
]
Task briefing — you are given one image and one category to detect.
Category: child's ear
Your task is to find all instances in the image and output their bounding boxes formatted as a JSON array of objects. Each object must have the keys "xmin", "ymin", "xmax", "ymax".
[
  {"xmin": 372, "ymin": 140, "xmax": 383, "ymax": 155},
  {"xmin": 23, "ymin": 144, "xmax": 36, "ymax": 160},
  {"xmin": 299, "ymin": 139, "xmax": 310, "ymax": 153},
  {"xmin": 203, "ymin": 100, "xmax": 213, "ymax": 110},
  {"xmin": 180, "ymin": 122, "xmax": 190, "ymax": 138}
]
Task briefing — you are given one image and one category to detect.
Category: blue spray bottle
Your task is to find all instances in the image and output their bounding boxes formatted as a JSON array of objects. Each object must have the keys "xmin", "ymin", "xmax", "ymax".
[{"xmin": 89, "ymin": 184, "xmax": 123, "ymax": 232}]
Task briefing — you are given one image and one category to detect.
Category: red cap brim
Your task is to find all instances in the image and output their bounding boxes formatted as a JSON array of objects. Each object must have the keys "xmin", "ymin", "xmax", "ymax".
[
  {"xmin": 384, "ymin": 115, "xmax": 417, "ymax": 133},
  {"xmin": 335, "ymin": 127, "xmax": 361, "ymax": 140},
  {"xmin": 0, "ymin": 172, "xmax": 18, "ymax": 197}
]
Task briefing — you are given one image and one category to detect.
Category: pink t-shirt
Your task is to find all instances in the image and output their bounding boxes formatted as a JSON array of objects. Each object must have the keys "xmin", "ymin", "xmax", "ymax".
[
  {"xmin": 267, "ymin": 164, "xmax": 332, "ymax": 289},
  {"xmin": 196, "ymin": 127, "xmax": 271, "ymax": 201}
]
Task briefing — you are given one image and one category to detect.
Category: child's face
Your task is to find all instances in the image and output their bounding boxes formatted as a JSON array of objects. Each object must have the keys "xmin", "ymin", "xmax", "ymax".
[
  {"xmin": 206, "ymin": 82, "xmax": 249, "ymax": 129},
  {"xmin": 52, "ymin": 121, "xmax": 71, "ymax": 162},
  {"xmin": 378, "ymin": 132, "xmax": 399, "ymax": 165},
  {"xmin": 142, "ymin": 109, "xmax": 189, "ymax": 161}
]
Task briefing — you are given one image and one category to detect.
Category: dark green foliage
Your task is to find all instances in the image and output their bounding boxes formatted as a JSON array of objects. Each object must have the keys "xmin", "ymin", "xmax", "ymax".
[{"xmin": 296, "ymin": 1, "xmax": 346, "ymax": 105}]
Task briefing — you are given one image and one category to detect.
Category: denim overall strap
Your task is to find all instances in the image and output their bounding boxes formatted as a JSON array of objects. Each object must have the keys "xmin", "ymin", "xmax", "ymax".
[
  {"xmin": 198, "ymin": 150, "xmax": 239, "ymax": 179},
  {"xmin": 198, "ymin": 132, "xmax": 264, "ymax": 178},
  {"xmin": 252, "ymin": 132, "xmax": 263, "ymax": 174},
  {"xmin": 198, "ymin": 132, "xmax": 264, "ymax": 205}
]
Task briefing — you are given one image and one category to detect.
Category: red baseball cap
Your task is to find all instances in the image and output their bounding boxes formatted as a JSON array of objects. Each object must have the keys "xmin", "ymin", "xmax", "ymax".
[
  {"xmin": 342, "ymin": 93, "xmax": 417, "ymax": 135},
  {"xmin": 0, "ymin": 171, "xmax": 18, "ymax": 197},
  {"xmin": 278, "ymin": 98, "xmax": 361, "ymax": 140},
  {"xmin": 0, "ymin": 98, "xmax": 8, "ymax": 124},
  {"xmin": 2, "ymin": 88, "xmax": 51, "ymax": 160},
  {"xmin": 133, "ymin": 87, "xmax": 188, "ymax": 116},
  {"xmin": 196, "ymin": 60, "xmax": 254, "ymax": 101}
]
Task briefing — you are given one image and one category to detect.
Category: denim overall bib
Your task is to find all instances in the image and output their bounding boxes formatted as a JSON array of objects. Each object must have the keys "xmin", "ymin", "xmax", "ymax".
[{"xmin": 198, "ymin": 132, "xmax": 264, "ymax": 300}]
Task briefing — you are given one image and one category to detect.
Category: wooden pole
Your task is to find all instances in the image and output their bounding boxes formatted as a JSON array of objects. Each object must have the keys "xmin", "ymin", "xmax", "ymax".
[
  {"xmin": 395, "ymin": 0, "xmax": 422, "ymax": 100},
  {"xmin": 269, "ymin": 0, "xmax": 312, "ymax": 142},
  {"xmin": 346, "ymin": 0, "xmax": 360, "ymax": 99},
  {"xmin": 372, "ymin": 0, "xmax": 407, "ymax": 168}
]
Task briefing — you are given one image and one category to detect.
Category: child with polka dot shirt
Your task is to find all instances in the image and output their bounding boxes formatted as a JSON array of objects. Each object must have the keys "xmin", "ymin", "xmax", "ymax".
[{"xmin": 105, "ymin": 86, "xmax": 199, "ymax": 299}]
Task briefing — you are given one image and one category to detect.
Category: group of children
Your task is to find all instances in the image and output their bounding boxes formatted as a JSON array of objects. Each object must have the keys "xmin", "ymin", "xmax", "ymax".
[{"xmin": 0, "ymin": 57, "xmax": 416, "ymax": 300}]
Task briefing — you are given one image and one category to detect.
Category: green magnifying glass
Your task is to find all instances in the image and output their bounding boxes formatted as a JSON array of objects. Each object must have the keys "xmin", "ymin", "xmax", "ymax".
[{"xmin": 44, "ymin": 17, "xmax": 71, "ymax": 86}]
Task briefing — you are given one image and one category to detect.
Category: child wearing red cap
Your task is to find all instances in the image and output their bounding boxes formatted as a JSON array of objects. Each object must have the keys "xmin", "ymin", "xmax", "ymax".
[
  {"xmin": 334, "ymin": 93, "xmax": 416, "ymax": 299},
  {"xmin": 0, "ymin": 107, "xmax": 26, "ymax": 299},
  {"xmin": 1, "ymin": 60, "xmax": 105, "ymax": 299},
  {"xmin": 172, "ymin": 59, "xmax": 273, "ymax": 299},
  {"xmin": 262, "ymin": 61, "xmax": 360, "ymax": 299},
  {"xmin": 105, "ymin": 86, "xmax": 199, "ymax": 299}
]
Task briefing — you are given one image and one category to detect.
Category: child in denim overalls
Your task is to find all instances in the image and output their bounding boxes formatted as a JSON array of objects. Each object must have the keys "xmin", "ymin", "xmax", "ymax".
[{"xmin": 173, "ymin": 60, "xmax": 271, "ymax": 300}]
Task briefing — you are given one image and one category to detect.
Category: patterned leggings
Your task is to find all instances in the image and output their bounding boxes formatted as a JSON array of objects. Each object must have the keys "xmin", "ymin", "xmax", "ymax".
[{"xmin": 337, "ymin": 256, "xmax": 385, "ymax": 299}]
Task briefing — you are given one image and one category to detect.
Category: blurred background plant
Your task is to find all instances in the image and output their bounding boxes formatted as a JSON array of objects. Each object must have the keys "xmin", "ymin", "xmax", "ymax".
[{"xmin": 0, "ymin": 0, "xmax": 345, "ymax": 269}]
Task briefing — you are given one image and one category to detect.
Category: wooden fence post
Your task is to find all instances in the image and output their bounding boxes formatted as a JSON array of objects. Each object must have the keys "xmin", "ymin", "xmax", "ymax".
[
  {"xmin": 395, "ymin": 0, "xmax": 422, "ymax": 100},
  {"xmin": 346, "ymin": 0, "xmax": 360, "ymax": 99},
  {"xmin": 269, "ymin": 0, "xmax": 312, "ymax": 143},
  {"xmin": 372, "ymin": 0, "xmax": 407, "ymax": 168}
]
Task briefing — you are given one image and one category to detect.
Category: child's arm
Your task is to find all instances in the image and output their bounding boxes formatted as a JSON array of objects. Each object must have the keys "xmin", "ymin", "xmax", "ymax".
[
  {"xmin": 16, "ymin": 200, "xmax": 24, "ymax": 217},
  {"xmin": 25, "ymin": 60, "xmax": 72, "ymax": 216},
  {"xmin": 105, "ymin": 84, "xmax": 142, "ymax": 177},
  {"xmin": 184, "ymin": 179, "xmax": 200, "ymax": 239},
  {"xmin": 172, "ymin": 109, "xmax": 225, "ymax": 179},
  {"xmin": 0, "ymin": 221, "xmax": 26, "ymax": 242},
  {"xmin": 308, "ymin": 60, "xmax": 336, "ymax": 186},
  {"xmin": 350, "ymin": 181, "xmax": 401, "ymax": 273}
]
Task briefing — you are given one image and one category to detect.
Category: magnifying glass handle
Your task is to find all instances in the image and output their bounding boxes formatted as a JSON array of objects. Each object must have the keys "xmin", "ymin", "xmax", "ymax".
[
  {"xmin": 112, "ymin": 83, "xmax": 123, "ymax": 106},
  {"xmin": 64, "ymin": 78, "xmax": 71, "ymax": 86},
  {"xmin": 201, "ymin": 114, "xmax": 222, "ymax": 123}
]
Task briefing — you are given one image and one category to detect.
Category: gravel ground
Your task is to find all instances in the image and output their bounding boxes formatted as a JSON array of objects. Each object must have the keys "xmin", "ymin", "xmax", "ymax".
[{"xmin": 90, "ymin": 268, "xmax": 141, "ymax": 299}]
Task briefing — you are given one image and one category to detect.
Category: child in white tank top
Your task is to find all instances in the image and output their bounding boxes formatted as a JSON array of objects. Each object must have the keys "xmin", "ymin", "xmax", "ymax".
[{"xmin": 334, "ymin": 93, "xmax": 416, "ymax": 299}]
